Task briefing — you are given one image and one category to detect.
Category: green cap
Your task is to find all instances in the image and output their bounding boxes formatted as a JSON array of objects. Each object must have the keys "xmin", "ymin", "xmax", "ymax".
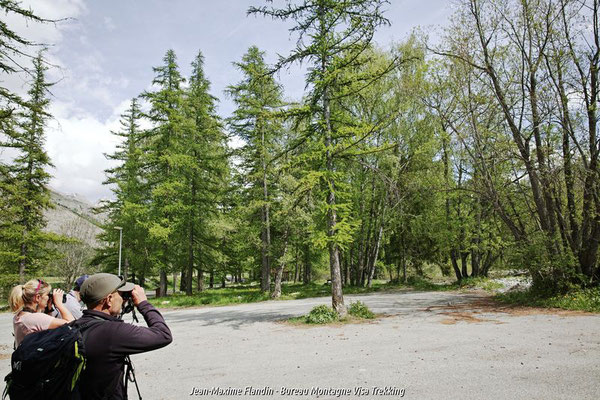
[{"xmin": 80, "ymin": 273, "xmax": 135, "ymax": 304}]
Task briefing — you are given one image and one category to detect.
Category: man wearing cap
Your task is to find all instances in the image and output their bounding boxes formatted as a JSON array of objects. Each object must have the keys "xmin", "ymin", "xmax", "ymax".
[{"xmin": 76, "ymin": 273, "xmax": 172, "ymax": 399}]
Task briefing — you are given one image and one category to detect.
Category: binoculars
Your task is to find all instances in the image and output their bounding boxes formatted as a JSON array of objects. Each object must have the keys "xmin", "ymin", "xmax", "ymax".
[{"xmin": 49, "ymin": 289, "xmax": 67, "ymax": 303}]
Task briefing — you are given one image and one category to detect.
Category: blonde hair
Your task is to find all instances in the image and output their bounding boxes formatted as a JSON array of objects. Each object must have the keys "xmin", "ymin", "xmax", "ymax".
[{"xmin": 8, "ymin": 279, "xmax": 51, "ymax": 312}]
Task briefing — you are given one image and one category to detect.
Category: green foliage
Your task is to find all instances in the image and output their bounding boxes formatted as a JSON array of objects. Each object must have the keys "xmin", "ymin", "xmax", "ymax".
[
  {"xmin": 304, "ymin": 304, "xmax": 339, "ymax": 324},
  {"xmin": 0, "ymin": 51, "xmax": 61, "ymax": 280},
  {"xmin": 347, "ymin": 301, "xmax": 375, "ymax": 319},
  {"xmin": 405, "ymin": 276, "xmax": 455, "ymax": 291}
]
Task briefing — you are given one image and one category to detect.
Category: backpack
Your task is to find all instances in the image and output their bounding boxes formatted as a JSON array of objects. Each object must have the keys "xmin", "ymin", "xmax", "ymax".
[{"xmin": 2, "ymin": 319, "xmax": 102, "ymax": 400}]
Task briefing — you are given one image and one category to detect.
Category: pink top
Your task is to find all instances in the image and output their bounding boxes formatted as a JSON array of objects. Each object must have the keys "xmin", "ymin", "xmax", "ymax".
[{"xmin": 13, "ymin": 311, "xmax": 54, "ymax": 347}]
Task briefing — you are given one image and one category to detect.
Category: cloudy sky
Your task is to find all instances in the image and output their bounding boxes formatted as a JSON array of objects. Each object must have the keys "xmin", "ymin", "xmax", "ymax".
[{"xmin": 3, "ymin": 0, "xmax": 452, "ymax": 203}]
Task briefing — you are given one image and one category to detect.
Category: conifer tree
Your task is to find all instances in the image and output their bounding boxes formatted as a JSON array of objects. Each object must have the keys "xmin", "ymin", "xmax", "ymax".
[
  {"xmin": 181, "ymin": 50, "xmax": 228, "ymax": 295},
  {"xmin": 226, "ymin": 46, "xmax": 284, "ymax": 293},
  {"xmin": 142, "ymin": 49, "xmax": 187, "ymax": 296},
  {"xmin": 0, "ymin": 51, "xmax": 57, "ymax": 282},
  {"xmin": 250, "ymin": 0, "xmax": 391, "ymax": 315},
  {"xmin": 97, "ymin": 98, "xmax": 151, "ymax": 283}
]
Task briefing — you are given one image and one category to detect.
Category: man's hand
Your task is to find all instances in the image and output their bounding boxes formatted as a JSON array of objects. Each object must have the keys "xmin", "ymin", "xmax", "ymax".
[{"xmin": 131, "ymin": 285, "xmax": 147, "ymax": 306}]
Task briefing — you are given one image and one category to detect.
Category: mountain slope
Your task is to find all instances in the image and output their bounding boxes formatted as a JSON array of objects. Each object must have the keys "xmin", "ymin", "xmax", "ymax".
[{"xmin": 44, "ymin": 189, "xmax": 105, "ymax": 247}]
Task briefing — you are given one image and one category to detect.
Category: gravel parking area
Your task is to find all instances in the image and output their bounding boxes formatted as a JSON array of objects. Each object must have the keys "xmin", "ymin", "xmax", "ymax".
[{"xmin": 1, "ymin": 290, "xmax": 599, "ymax": 399}]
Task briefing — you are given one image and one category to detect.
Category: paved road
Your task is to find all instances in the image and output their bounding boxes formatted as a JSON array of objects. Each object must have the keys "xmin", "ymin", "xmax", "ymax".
[{"xmin": 1, "ymin": 290, "xmax": 599, "ymax": 399}]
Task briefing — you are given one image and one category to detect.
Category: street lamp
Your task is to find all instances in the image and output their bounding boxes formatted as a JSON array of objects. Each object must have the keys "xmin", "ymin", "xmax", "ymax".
[{"xmin": 114, "ymin": 226, "xmax": 123, "ymax": 276}]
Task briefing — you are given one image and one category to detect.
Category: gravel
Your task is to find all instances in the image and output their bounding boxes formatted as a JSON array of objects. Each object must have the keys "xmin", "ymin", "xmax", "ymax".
[{"xmin": 1, "ymin": 290, "xmax": 599, "ymax": 400}]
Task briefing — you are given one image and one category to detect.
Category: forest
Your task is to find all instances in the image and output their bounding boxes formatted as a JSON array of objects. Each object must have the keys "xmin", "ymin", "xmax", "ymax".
[{"xmin": 1, "ymin": 0, "xmax": 600, "ymax": 315}]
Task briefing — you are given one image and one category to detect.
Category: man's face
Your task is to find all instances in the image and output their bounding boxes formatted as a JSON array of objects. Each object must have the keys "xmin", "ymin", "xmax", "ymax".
[{"xmin": 107, "ymin": 291, "xmax": 123, "ymax": 317}]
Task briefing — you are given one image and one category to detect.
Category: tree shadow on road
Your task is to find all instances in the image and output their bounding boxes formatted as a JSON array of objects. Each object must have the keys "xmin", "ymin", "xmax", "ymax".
[{"xmin": 159, "ymin": 291, "xmax": 489, "ymax": 329}]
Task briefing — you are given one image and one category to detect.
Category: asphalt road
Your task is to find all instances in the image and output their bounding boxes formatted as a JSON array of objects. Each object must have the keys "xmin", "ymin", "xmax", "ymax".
[{"xmin": 1, "ymin": 290, "xmax": 599, "ymax": 399}]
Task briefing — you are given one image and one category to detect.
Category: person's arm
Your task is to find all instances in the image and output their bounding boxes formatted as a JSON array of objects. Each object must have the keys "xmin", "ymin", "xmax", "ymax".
[
  {"xmin": 51, "ymin": 289, "xmax": 75, "ymax": 322},
  {"xmin": 48, "ymin": 317, "xmax": 68, "ymax": 329},
  {"xmin": 25, "ymin": 312, "xmax": 66, "ymax": 331},
  {"xmin": 111, "ymin": 285, "xmax": 172, "ymax": 355}
]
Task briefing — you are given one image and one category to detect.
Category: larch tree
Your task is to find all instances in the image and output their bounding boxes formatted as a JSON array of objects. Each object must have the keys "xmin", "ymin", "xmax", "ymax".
[
  {"xmin": 97, "ymin": 98, "xmax": 151, "ymax": 284},
  {"xmin": 142, "ymin": 49, "xmax": 187, "ymax": 297},
  {"xmin": 182, "ymin": 50, "xmax": 229, "ymax": 295},
  {"xmin": 0, "ymin": 51, "xmax": 58, "ymax": 282},
  {"xmin": 226, "ymin": 46, "xmax": 284, "ymax": 293},
  {"xmin": 249, "ymin": 0, "xmax": 392, "ymax": 315}
]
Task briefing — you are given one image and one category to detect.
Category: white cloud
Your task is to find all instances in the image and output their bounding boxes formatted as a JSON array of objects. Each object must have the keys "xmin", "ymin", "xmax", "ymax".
[
  {"xmin": 1, "ymin": 0, "xmax": 86, "ymax": 97},
  {"xmin": 45, "ymin": 98, "xmax": 131, "ymax": 203},
  {"xmin": 103, "ymin": 16, "xmax": 116, "ymax": 32}
]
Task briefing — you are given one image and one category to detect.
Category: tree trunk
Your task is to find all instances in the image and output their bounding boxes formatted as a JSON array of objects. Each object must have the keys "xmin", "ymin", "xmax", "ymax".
[
  {"xmin": 294, "ymin": 243, "xmax": 300, "ymax": 283},
  {"xmin": 471, "ymin": 249, "xmax": 480, "ymax": 277},
  {"xmin": 303, "ymin": 242, "xmax": 311, "ymax": 284},
  {"xmin": 159, "ymin": 269, "xmax": 167, "ymax": 297},
  {"xmin": 197, "ymin": 266, "xmax": 204, "ymax": 292},
  {"xmin": 260, "ymin": 127, "xmax": 271, "ymax": 293},
  {"xmin": 367, "ymin": 223, "xmax": 384, "ymax": 288},
  {"xmin": 460, "ymin": 252, "xmax": 469, "ymax": 278},
  {"xmin": 450, "ymin": 249, "xmax": 463, "ymax": 282},
  {"xmin": 322, "ymin": 48, "xmax": 345, "ymax": 315},
  {"xmin": 272, "ymin": 229, "xmax": 289, "ymax": 298},
  {"xmin": 186, "ymin": 219, "xmax": 194, "ymax": 295}
]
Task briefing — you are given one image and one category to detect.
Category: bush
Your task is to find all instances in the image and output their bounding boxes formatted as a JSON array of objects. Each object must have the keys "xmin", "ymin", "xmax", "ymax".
[
  {"xmin": 304, "ymin": 305, "xmax": 339, "ymax": 324},
  {"xmin": 348, "ymin": 301, "xmax": 375, "ymax": 319}
]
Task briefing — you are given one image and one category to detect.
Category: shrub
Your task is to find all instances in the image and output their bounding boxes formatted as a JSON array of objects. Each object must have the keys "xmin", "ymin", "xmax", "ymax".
[
  {"xmin": 348, "ymin": 301, "xmax": 375, "ymax": 319},
  {"xmin": 304, "ymin": 305, "xmax": 339, "ymax": 324}
]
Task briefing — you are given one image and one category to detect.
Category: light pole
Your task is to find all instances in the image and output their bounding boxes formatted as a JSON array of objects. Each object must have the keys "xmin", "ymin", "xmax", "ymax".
[{"xmin": 115, "ymin": 226, "xmax": 123, "ymax": 276}]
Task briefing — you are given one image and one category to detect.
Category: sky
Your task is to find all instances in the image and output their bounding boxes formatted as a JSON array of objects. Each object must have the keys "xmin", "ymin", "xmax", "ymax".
[{"xmin": 2, "ymin": 0, "xmax": 452, "ymax": 203}]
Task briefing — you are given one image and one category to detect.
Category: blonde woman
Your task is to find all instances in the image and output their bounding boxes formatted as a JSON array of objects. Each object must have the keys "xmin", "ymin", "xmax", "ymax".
[{"xmin": 9, "ymin": 279, "xmax": 75, "ymax": 347}]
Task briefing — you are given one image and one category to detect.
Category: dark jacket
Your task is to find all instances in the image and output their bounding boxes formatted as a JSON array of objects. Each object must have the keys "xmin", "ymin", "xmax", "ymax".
[{"xmin": 75, "ymin": 301, "xmax": 172, "ymax": 400}]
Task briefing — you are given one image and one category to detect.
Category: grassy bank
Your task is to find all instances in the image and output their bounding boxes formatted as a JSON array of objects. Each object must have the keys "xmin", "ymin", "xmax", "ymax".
[{"xmin": 496, "ymin": 287, "xmax": 600, "ymax": 313}]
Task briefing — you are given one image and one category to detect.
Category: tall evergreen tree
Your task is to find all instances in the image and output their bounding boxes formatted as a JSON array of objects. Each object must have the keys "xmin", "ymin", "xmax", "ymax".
[
  {"xmin": 0, "ymin": 51, "xmax": 57, "ymax": 282},
  {"xmin": 250, "ymin": 0, "xmax": 392, "ymax": 315},
  {"xmin": 142, "ymin": 49, "xmax": 187, "ymax": 297},
  {"xmin": 96, "ymin": 98, "xmax": 151, "ymax": 284},
  {"xmin": 226, "ymin": 46, "xmax": 284, "ymax": 293},
  {"xmin": 181, "ymin": 50, "xmax": 229, "ymax": 295}
]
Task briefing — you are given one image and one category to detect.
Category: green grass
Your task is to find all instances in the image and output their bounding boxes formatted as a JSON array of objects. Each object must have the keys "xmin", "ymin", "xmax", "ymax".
[
  {"xmin": 148, "ymin": 285, "xmax": 271, "ymax": 308},
  {"xmin": 147, "ymin": 280, "xmax": 404, "ymax": 309},
  {"xmin": 496, "ymin": 287, "xmax": 600, "ymax": 313}
]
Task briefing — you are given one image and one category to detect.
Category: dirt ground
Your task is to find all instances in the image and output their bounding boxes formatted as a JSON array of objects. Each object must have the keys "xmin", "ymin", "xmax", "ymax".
[{"xmin": 1, "ymin": 290, "xmax": 599, "ymax": 399}]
